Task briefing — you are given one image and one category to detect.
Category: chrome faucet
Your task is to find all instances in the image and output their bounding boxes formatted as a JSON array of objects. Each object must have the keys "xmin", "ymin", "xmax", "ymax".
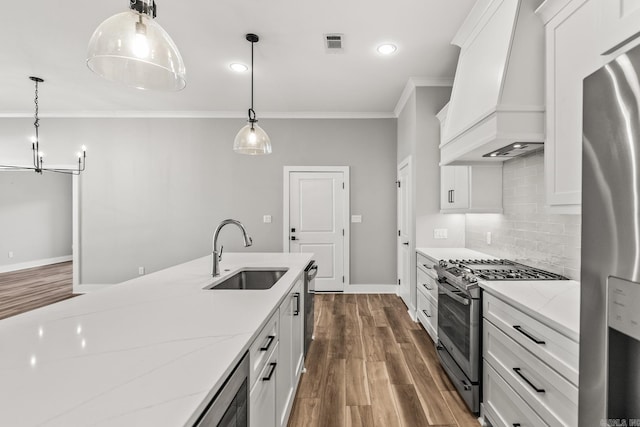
[{"xmin": 212, "ymin": 219, "xmax": 253, "ymax": 276}]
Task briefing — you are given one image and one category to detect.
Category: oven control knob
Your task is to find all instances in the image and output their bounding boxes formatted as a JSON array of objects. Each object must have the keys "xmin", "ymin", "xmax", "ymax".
[{"xmin": 439, "ymin": 260, "xmax": 447, "ymax": 267}]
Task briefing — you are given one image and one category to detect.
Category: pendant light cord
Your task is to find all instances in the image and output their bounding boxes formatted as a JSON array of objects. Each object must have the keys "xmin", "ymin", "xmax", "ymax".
[
  {"xmin": 248, "ymin": 39, "xmax": 255, "ymax": 124},
  {"xmin": 33, "ymin": 80, "xmax": 40, "ymax": 170}
]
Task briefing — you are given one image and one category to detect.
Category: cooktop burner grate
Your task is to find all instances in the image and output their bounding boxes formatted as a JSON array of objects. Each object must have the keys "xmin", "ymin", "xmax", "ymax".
[{"xmin": 445, "ymin": 259, "xmax": 568, "ymax": 281}]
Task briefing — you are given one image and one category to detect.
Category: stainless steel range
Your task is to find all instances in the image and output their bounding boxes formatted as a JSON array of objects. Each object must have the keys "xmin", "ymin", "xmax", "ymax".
[{"xmin": 434, "ymin": 258, "xmax": 566, "ymax": 414}]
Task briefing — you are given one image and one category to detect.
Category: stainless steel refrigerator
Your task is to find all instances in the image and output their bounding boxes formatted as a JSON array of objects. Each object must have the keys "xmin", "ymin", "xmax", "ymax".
[{"xmin": 582, "ymin": 43, "xmax": 640, "ymax": 425}]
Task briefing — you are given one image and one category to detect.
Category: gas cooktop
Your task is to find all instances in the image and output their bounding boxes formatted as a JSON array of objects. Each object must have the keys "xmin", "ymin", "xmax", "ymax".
[{"xmin": 441, "ymin": 258, "xmax": 568, "ymax": 282}]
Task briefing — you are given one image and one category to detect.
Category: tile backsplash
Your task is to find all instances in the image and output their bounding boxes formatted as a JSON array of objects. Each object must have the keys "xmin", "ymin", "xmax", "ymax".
[{"xmin": 465, "ymin": 150, "xmax": 581, "ymax": 280}]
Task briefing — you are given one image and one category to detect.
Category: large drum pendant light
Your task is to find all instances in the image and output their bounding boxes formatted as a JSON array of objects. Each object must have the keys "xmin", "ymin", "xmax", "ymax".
[
  {"xmin": 87, "ymin": 0, "xmax": 186, "ymax": 91},
  {"xmin": 233, "ymin": 34, "xmax": 272, "ymax": 155}
]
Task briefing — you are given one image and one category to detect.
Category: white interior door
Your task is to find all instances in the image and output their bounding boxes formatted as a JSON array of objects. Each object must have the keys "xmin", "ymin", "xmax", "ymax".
[
  {"xmin": 287, "ymin": 170, "xmax": 346, "ymax": 292},
  {"xmin": 397, "ymin": 159, "xmax": 411, "ymax": 308}
]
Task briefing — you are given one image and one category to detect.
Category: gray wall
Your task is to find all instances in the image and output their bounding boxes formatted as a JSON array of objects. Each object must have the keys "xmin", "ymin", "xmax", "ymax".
[
  {"xmin": 0, "ymin": 171, "xmax": 72, "ymax": 267},
  {"xmin": 397, "ymin": 87, "xmax": 465, "ymax": 248},
  {"xmin": 414, "ymin": 86, "xmax": 465, "ymax": 248},
  {"xmin": 466, "ymin": 150, "xmax": 581, "ymax": 279},
  {"xmin": 0, "ymin": 117, "xmax": 397, "ymax": 285}
]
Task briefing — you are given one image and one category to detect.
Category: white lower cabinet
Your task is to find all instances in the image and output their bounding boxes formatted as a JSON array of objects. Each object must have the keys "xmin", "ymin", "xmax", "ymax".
[
  {"xmin": 482, "ymin": 294, "xmax": 579, "ymax": 427},
  {"xmin": 250, "ymin": 342, "xmax": 278, "ymax": 427},
  {"xmin": 483, "ymin": 363, "xmax": 546, "ymax": 427},
  {"xmin": 249, "ymin": 275, "xmax": 304, "ymax": 427},
  {"xmin": 275, "ymin": 278, "xmax": 304, "ymax": 427},
  {"xmin": 416, "ymin": 252, "xmax": 438, "ymax": 341}
]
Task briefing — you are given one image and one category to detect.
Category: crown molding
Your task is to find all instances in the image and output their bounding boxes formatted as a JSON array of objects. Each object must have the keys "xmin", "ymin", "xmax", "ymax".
[
  {"xmin": 0, "ymin": 111, "xmax": 395, "ymax": 119},
  {"xmin": 393, "ymin": 77, "xmax": 454, "ymax": 117}
]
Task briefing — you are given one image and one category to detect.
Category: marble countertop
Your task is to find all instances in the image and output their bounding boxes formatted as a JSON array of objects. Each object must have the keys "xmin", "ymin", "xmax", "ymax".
[
  {"xmin": 479, "ymin": 279, "xmax": 580, "ymax": 341},
  {"xmin": 415, "ymin": 247, "xmax": 580, "ymax": 340},
  {"xmin": 0, "ymin": 252, "xmax": 312, "ymax": 427},
  {"xmin": 416, "ymin": 247, "xmax": 498, "ymax": 262}
]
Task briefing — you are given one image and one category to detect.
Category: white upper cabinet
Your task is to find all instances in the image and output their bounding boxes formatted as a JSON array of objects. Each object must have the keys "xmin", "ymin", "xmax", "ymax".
[
  {"xmin": 441, "ymin": 0, "xmax": 545, "ymax": 165},
  {"xmin": 438, "ymin": 103, "xmax": 503, "ymax": 214},
  {"xmin": 537, "ymin": 0, "xmax": 604, "ymax": 213},
  {"xmin": 600, "ymin": 0, "xmax": 640, "ymax": 55},
  {"xmin": 441, "ymin": 165, "xmax": 503, "ymax": 213}
]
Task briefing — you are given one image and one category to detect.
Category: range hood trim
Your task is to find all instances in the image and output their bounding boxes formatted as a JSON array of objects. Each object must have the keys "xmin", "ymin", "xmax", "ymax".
[{"xmin": 441, "ymin": 0, "xmax": 545, "ymax": 165}]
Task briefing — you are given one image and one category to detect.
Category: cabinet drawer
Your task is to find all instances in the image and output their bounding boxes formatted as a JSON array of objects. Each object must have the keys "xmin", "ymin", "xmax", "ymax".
[
  {"xmin": 417, "ymin": 291, "xmax": 437, "ymax": 342},
  {"xmin": 417, "ymin": 267, "xmax": 438, "ymax": 305},
  {"xmin": 417, "ymin": 253, "xmax": 438, "ymax": 277},
  {"xmin": 483, "ymin": 294, "xmax": 579, "ymax": 386},
  {"xmin": 250, "ymin": 342, "xmax": 278, "ymax": 427},
  {"xmin": 250, "ymin": 309, "xmax": 279, "ymax": 387},
  {"xmin": 484, "ymin": 320, "xmax": 577, "ymax": 427},
  {"xmin": 483, "ymin": 362, "xmax": 547, "ymax": 427}
]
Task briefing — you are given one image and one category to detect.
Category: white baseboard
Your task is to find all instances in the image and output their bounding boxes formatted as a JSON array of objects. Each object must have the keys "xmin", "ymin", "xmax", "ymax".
[
  {"xmin": 73, "ymin": 284, "xmax": 112, "ymax": 294},
  {"xmin": 343, "ymin": 284, "xmax": 399, "ymax": 294},
  {"xmin": 0, "ymin": 255, "xmax": 72, "ymax": 274}
]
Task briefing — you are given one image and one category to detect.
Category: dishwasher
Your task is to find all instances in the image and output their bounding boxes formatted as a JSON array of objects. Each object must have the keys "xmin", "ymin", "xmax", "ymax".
[{"xmin": 304, "ymin": 260, "xmax": 318, "ymax": 360}]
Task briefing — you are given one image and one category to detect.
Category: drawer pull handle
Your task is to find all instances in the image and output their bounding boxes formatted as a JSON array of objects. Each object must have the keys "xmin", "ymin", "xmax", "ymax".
[
  {"xmin": 513, "ymin": 424, "xmax": 521, "ymax": 427},
  {"xmin": 262, "ymin": 362, "xmax": 277, "ymax": 381},
  {"xmin": 423, "ymin": 264, "xmax": 432, "ymax": 269},
  {"xmin": 422, "ymin": 310, "xmax": 431, "ymax": 318},
  {"xmin": 513, "ymin": 368, "xmax": 545, "ymax": 393},
  {"xmin": 422, "ymin": 283, "xmax": 433, "ymax": 291},
  {"xmin": 293, "ymin": 292, "xmax": 301, "ymax": 316},
  {"xmin": 260, "ymin": 335, "xmax": 276, "ymax": 351},
  {"xmin": 513, "ymin": 325, "xmax": 546, "ymax": 345}
]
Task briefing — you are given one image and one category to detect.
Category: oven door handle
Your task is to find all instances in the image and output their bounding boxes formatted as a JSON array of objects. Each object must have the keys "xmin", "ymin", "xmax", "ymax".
[{"xmin": 437, "ymin": 282, "xmax": 470, "ymax": 306}]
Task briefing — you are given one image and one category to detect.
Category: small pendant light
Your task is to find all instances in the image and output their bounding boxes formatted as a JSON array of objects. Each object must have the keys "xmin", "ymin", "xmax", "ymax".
[
  {"xmin": 87, "ymin": 0, "xmax": 186, "ymax": 91},
  {"xmin": 233, "ymin": 34, "xmax": 272, "ymax": 155}
]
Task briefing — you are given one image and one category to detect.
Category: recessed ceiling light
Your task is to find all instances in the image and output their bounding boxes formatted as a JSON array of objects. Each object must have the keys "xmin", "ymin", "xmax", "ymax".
[
  {"xmin": 230, "ymin": 63, "xmax": 248, "ymax": 72},
  {"xmin": 377, "ymin": 44, "xmax": 397, "ymax": 55}
]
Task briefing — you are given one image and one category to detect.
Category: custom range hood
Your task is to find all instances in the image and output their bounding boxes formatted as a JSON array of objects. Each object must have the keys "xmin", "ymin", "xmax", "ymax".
[{"xmin": 440, "ymin": 0, "xmax": 545, "ymax": 165}]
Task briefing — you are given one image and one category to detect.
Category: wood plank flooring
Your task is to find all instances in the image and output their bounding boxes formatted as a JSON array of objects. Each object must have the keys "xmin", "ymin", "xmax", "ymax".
[
  {"xmin": 0, "ymin": 262, "xmax": 75, "ymax": 320},
  {"xmin": 288, "ymin": 294, "xmax": 479, "ymax": 427}
]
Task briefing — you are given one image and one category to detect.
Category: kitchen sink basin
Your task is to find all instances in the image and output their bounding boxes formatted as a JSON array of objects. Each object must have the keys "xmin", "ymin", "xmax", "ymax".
[{"xmin": 205, "ymin": 268, "xmax": 288, "ymax": 290}]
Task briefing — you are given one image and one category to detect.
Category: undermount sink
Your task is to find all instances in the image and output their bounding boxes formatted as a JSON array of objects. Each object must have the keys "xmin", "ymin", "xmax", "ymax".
[{"xmin": 205, "ymin": 268, "xmax": 288, "ymax": 290}]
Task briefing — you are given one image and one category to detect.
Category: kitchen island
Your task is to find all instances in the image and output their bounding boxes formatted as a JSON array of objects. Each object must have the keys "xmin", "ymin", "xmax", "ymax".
[{"xmin": 0, "ymin": 252, "xmax": 312, "ymax": 426}]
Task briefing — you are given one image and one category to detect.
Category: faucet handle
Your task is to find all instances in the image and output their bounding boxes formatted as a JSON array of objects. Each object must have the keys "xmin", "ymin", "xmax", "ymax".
[{"xmin": 218, "ymin": 246, "xmax": 224, "ymax": 261}]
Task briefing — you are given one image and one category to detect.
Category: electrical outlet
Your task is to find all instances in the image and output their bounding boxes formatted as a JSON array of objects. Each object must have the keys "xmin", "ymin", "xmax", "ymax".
[
  {"xmin": 434, "ymin": 229, "xmax": 448, "ymax": 239},
  {"xmin": 138, "ymin": 267, "xmax": 145, "ymax": 275},
  {"xmin": 263, "ymin": 215, "xmax": 272, "ymax": 223},
  {"xmin": 351, "ymin": 215, "xmax": 362, "ymax": 223},
  {"xmin": 8, "ymin": 251, "xmax": 14, "ymax": 259},
  {"xmin": 486, "ymin": 232, "xmax": 492, "ymax": 245}
]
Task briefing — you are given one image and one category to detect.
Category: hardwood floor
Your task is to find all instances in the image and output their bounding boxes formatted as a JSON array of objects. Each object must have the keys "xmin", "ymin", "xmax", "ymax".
[
  {"xmin": 0, "ymin": 261, "xmax": 75, "ymax": 320},
  {"xmin": 288, "ymin": 294, "xmax": 479, "ymax": 427}
]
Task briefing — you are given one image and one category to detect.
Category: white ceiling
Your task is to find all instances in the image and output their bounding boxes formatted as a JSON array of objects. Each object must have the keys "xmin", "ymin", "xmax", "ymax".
[{"xmin": 0, "ymin": 0, "xmax": 475, "ymax": 117}]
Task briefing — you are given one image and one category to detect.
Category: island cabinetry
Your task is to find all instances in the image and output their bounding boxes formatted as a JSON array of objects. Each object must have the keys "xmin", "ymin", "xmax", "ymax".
[
  {"xmin": 482, "ymin": 293, "xmax": 579, "ymax": 426},
  {"xmin": 275, "ymin": 277, "xmax": 304, "ymax": 427},
  {"xmin": 250, "ymin": 342, "xmax": 279, "ymax": 427}
]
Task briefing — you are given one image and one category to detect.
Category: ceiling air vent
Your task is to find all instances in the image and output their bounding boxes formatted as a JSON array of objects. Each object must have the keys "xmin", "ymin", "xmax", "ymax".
[{"xmin": 324, "ymin": 34, "xmax": 344, "ymax": 53}]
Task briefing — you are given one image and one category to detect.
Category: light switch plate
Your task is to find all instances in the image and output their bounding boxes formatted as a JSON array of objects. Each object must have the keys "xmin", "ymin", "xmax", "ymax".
[
  {"xmin": 433, "ymin": 229, "xmax": 448, "ymax": 239},
  {"xmin": 138, "ymin": 267, "xmax": 145, "ymax": 275},
  {"xmin": 263, "ymin": 215, "xmax": 272, "ymax": 223},
  {"xmin": 351, "ymin": 215, "xmax": 362, "ymax": 223}
]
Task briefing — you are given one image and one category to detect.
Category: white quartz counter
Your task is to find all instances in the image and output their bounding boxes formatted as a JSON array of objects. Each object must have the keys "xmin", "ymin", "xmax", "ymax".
[
  {"xmin": 416, "ymin": 247, "xmax": 498, "ymax": 262},
  {"xmin": 0, "ymin": 252, "xmax": 312, "ymax": 427},
  {"xmin": 479, "ymin": 279, "xmax": 580, "ymax": 341}
]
